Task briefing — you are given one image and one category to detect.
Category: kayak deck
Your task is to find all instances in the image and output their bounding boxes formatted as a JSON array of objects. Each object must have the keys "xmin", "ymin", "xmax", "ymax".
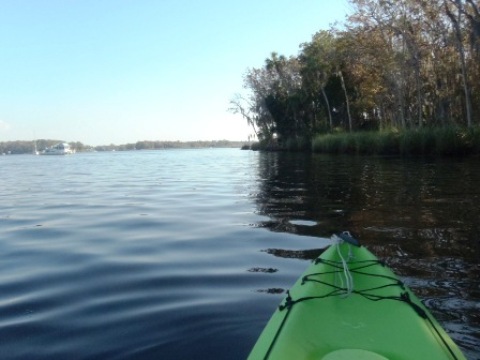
[{"xmin": 248, "ymin": 239, "xmax": 466, "ymax": 360}]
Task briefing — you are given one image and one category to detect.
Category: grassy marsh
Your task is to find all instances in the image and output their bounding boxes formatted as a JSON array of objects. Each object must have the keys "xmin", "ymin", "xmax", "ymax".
[{"xmin": 312, "ymin": 127, "xmax": 480, "ymax": 156}]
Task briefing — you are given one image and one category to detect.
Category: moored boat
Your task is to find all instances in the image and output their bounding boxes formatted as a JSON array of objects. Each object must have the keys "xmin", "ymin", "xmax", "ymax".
[
  {"xmin": 248, "ymin": 233, "xmax": 466, "ymax": 360},
  {"xmin": 41, "ymin": 143, "xmax": 75, "ymax": 155}
]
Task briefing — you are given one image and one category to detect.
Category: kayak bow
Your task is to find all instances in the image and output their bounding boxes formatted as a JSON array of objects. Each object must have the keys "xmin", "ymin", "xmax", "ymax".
[{"xmin": 248, "ymin": 234, "xmax": 466, "ymax": 360}]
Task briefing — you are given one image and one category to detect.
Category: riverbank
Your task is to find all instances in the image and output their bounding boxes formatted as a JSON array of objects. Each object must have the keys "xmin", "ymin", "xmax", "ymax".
[
  {"xmin": 312, "ymin": 127, "xmax": 480, "ymax": 156},
  {"xmin": 0, "ymin": 139, "xmax": 246, "ymax": 155},
  {"xmin": 244, "ymin": 127, "xmax": 480, "ymax": 156}
]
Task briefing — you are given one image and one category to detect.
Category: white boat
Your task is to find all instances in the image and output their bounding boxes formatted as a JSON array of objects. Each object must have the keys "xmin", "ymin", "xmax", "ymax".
[
  {"xmin": 33, "ymin": 140, "xmax": 39, "ymax": 155},
  {"xmin": 41, "ymin": 143, "xmax": 75, "ymax": 155}
]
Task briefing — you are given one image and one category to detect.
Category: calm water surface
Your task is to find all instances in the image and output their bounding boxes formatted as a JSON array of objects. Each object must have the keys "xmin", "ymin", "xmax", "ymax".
[{"xmin": 0, "ymin": 149, "xmax": 479, "ymax": 359}]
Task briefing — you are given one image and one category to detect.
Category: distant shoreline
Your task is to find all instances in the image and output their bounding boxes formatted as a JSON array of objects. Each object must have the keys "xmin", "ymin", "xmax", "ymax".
[{"xmin": 0, "ymin": 139, "xmax": 249, "ymax": 155}]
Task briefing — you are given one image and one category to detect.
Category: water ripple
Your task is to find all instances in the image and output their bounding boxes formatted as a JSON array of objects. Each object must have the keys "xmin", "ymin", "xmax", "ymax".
[{"xmin": 1, "ymin": 150, "xmax": 479, "ymax": 359}]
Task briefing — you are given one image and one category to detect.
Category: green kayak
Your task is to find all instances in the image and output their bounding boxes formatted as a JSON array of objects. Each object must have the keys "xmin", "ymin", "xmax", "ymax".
[{"xmin": 248, "ymin": 233, "xmax": 466, "ymax": 360}]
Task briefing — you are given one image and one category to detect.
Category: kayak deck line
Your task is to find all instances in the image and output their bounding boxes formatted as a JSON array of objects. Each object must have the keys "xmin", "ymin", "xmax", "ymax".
[
  {"xmin": 277, "ymin": 258, "xmax": 455, "ymax": 358},
  {"xmin": 248, "ymin": 234, "xmax": 467, "ymax": 360}
]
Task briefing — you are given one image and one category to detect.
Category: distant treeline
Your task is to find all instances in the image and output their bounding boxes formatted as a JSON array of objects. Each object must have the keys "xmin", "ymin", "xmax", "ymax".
[
  {"xmin": 112, "ymin": 140, "xmax": 245, "ymax": 151},
  {"xmin": 0, "ymin": 140, "xmax": 246, "ymax": 154},
  {"xmin": 230, "ymin": 0, "xmax": 480, "ymax": 152},
  {"xmin": 0, "ymin": 140, "xmax": 86, "ymax": 155}
]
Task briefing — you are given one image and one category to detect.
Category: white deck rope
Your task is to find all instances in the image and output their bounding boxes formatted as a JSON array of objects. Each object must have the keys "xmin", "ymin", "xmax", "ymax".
[{"xmin": 331, "ymin": 234, "xmax": 354, "ymax": 297}]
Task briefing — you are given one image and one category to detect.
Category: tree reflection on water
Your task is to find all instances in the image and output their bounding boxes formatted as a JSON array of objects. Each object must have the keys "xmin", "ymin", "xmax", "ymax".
[
  {"xmin": 261, "ymin": 248, "xmax": 325, "ymax": 260},
  {"xmin": 253, "ymin": 151, "xmax": 480, "ymax": 358}
]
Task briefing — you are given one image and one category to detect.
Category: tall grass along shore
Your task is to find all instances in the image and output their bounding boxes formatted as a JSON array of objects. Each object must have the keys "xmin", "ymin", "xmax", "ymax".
[{"xmin": 311, "ymin": 127, "xmax": 480, "ymax": 156}]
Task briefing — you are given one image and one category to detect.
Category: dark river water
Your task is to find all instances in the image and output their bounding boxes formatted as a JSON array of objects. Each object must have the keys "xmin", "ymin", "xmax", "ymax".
[{"xmin": 1, "ymin": 149, "xmax": 479, "ymax": 359}]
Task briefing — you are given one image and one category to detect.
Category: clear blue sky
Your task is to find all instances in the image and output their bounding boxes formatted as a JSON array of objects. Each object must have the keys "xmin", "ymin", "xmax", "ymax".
[{"xmin": 0, "ymin": 0, "xmax": 349, "ymax": 146}]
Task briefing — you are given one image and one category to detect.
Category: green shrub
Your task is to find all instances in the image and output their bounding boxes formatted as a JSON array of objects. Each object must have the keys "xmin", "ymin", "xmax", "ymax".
[{"xmin": 285, "ymin": 137, "xmax": 311, "ymax": 152}]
